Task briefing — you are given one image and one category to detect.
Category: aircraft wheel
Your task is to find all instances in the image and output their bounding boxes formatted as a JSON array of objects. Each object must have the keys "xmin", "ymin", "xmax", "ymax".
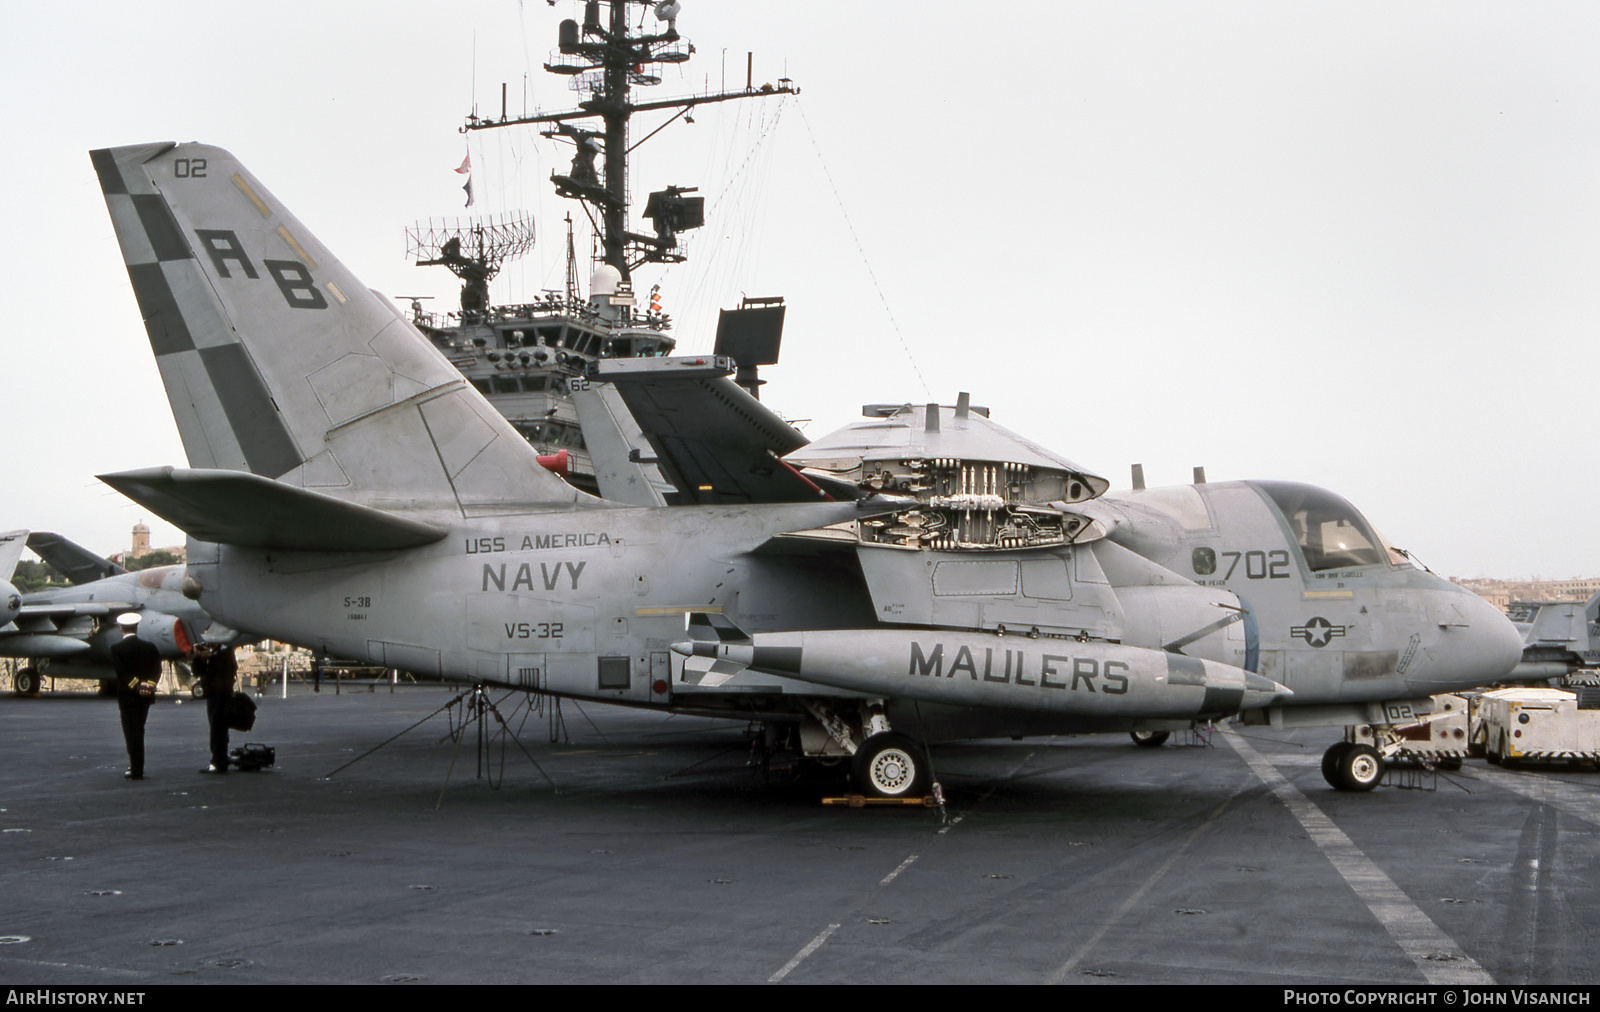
[
  {"xmin": 190, "ymin": 682, "xmax": 205, "ymax": 700},
  {"xmin": 1334, "ymin": 743, "xmax": 1384, "ymax": 792},
  {"xmin": 1130, "ymin": 730, "xmax": 1170, "ymax": 749},
  {"xmin": 13, "ymin": 667, "xmax": 41, "ymax": 697},
  {"xmin": 852, "ymin": 733, "xmax": 930, "ymax": 799},
  {"xmin": 1321, "ymin": 741, "xmax": 1355, "ymax": 788}
]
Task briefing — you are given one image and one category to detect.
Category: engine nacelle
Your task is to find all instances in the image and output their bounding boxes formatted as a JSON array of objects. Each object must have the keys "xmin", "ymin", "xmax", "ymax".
[
  {"xmin": 673, "ymin": 628, "xmax": 1290, "ymax": 719},
  {"xmin": 1, "ymin": 579, "xmax": 18, "ymax": 626},
  {"xmin": 135, "ymin": 611, "xmax": 194, "ymax": 659}
]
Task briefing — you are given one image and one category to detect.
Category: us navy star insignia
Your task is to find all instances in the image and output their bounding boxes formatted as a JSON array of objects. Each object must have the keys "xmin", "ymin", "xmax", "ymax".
[{"xmin": 1291, "ymin": 616, "xmax": 1347, "ymax": 648}]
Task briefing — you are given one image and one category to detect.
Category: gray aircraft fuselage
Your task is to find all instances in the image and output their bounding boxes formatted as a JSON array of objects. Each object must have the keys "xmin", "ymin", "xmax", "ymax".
[
  {"xmin": 184, "ymin": 482, "xmax": 1518, "ymax": 738},
  {"xmin": 193, "ymin": 500, "xmax": 873, "ymax": 704}
]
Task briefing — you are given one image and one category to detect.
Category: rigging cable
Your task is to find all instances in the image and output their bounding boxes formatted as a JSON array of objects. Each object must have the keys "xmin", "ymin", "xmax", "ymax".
[
  {"xmin": 796, "ymin": 101, "xmax": 931, "ymax": 400},
  {"xmin": 661, "ymin": 96, "xmax": 790, "ymax": 347}
]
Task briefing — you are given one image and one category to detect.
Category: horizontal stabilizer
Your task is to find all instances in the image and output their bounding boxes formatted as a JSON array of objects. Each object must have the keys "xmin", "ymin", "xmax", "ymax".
[
  {"xmin": 26, "ymin": 532, "xmax": 126, "ymax": 584},
  {"xmin": 98, "ymin": 467, "xmax": 449, "ymax": 552}
]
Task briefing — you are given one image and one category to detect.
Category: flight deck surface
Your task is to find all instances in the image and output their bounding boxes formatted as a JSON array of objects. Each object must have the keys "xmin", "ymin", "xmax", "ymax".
[{"xmin": 1, "ymin": 688, "xmax": 1596, "ymax": 985}]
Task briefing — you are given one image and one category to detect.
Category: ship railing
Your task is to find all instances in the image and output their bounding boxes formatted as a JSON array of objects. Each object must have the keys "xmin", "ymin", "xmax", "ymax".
[{"xmin": 417, "ymin": 297, "xmax": 674, "ymax": 335}]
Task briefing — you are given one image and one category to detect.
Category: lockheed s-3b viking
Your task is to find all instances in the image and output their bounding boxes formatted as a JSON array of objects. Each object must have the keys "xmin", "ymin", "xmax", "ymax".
[{"xmin": 88, "ymin": 141, "xmax": 1523, "ymax": 798}]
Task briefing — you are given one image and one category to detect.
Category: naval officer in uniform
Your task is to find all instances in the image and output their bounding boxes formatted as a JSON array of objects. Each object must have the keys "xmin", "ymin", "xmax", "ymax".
[{"xmin": 110, "ymin": 612, "xmax": 162, "ymax": 780}]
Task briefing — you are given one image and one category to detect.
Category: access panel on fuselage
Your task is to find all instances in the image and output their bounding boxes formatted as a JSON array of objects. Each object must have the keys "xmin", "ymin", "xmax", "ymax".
[{"xmin": 855, "ymin": 545, "xmax": 1124, "ymax": 638}]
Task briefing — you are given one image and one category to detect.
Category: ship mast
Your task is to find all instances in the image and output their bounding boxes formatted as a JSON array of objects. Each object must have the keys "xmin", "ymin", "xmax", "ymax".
[{"xmin": 462, "ymin": 0, "xmax": 798, "ymax": 283}]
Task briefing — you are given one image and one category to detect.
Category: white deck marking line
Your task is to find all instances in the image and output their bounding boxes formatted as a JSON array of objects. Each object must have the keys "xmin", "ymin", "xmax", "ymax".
[
  {"xmin": 0, "ymin": 957, "xmax": 147, "ymax": 978},
  {"xmin": 880, "ymin": 853, "xmax": 919, "ymax": 886},
  {"xmin": 768, "ymin": 923, "xmax": 840, "ymax": 983},
  {"xmin": 942, "ymin": 748, "xmax": 1037, "ymax": 834},
  {"xmin": 1046, "ymin": 791, "xmax": 1239, "ymax": 983},
  {"xmin": 1462, "ymin": 765, "xmax": 1600, "ymax": 829},
  {"xmin": 1224, "ymin": 729, "xmax": 1493, "ymax": 985},
  {"xmin": 771, "ymin": 747, "xmax": 1046, "ymax": 981}
]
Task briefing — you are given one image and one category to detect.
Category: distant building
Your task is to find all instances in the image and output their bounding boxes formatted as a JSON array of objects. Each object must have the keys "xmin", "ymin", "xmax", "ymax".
[
  {"xmin": 1455, "ymin": 576, "xmax": 1600, "ymax": 614},
  {"xmin": 110, "ymin": 521, "xmax": 186, "ymax": 567}
]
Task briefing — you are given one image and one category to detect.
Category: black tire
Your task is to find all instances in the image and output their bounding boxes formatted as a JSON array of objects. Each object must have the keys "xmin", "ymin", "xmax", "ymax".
[
  {"xmin": 190, "ymin": 682, "xmax": 205, "ymax": 700},
  {"xmin": 1334, "ymin": 743, "xmax": 1384, "ymax": 792},
  {"xmin": 852, "ymin": 732, "xmax": 931, "ymax": 799},
  {"xmin": 1130, "ymin": 730, "xmax": 1171, "ymax": 749},
  {"xmin": 1321, "ymin": 741, "xmax": 1355, "ymax": 788},
  {"xmin": 13, "ymin": 667, "xmax": 41, "ymax": 697}
]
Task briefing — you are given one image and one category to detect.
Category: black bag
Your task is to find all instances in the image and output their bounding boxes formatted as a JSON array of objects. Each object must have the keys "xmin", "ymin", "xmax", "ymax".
[
  {"xmin": 225, "ymin": 690, "xmax": 257, "ymax": 732},
  {"xmin": 228, "ymin": 743, "xmax": 275, "ymax": 771}
]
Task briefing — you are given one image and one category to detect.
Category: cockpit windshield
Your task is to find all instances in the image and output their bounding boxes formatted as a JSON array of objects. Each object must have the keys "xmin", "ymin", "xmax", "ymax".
[{"xmin": 1250, "ymin": 481, "xmax": 1388, "ymax": 572}]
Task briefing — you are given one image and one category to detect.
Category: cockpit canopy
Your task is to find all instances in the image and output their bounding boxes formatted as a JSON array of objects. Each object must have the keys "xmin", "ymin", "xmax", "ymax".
[{"xmin": 1250, "ymin": 481, "xmax": 1388, "ymax": 572}]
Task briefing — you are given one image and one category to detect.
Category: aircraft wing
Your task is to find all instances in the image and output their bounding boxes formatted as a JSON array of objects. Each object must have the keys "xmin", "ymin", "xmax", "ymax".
[
  {"xmin": 97, "ymin": 467, "xmax": 449, "ymax": 551},
  {"xmin": 590, "ymin": 357, "xmax": 856, "ymax": 504},
  {"xmin": 26, "ymin": 532, "xmax": 126, "ymax": 584},
  {"xmin": 16, "ymin": 602, "xmax": 134, "ymax": 621},
  {"xmin": 0, "ymin": 598, "xmax": 132, "ymax": 658}
]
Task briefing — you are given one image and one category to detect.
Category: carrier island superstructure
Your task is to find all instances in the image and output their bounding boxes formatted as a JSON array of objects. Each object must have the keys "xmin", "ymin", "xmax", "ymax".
[{"xmin": 406, "ymin": 0, "xmax": 798, "ymax": 495}]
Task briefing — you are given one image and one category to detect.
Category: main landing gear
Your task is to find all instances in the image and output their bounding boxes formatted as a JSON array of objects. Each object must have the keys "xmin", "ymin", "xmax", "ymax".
[
  {"xmin": 800, "ymin": 700, "xmax": 934, "ymax": 800},
  {"xmin": 852, "ymin": 731, "xmax": 932, "ymax": 798},
  {"xmin": 12, "ymin": 666, "xmax": 41, "ymax": 697}
]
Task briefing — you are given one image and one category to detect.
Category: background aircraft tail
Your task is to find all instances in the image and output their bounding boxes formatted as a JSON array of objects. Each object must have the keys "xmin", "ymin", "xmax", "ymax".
[
  {"xmin": 25, "ymin": 533, "xmax": 125, "ymax": 585},
  {"xmin": 92, "ymin": 143, "xmax": 587, "ymax": 517},
  {"xmin": 0, "ymin": 530, "xmax": 27, "ymax": 583}
]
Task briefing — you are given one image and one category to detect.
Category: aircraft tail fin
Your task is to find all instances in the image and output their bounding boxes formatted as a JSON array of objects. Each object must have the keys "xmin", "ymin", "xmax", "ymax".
[
  {"xmin": 25, "ymin": 532, "xmax": 126, "ymax": 584},
  {"xmin": 570, "ymin": 383, "xmax": 671, "ymax": 506},
  {"xmin": 91, "ymin": 143, "xmax": 590, "ymax": 517},
  {"xmin": 0, "ymin": 530, "xmax": 27, "ymax": 582},
  {"xmin": 1582, "ymin": 591, "xmax": 1600, "ymax": 667}
]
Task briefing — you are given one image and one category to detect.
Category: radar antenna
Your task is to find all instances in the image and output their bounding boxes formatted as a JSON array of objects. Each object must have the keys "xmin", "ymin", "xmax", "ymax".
[
  {"xmin": 406, "ymin": 213, "xmax": 536, "ymax": 321},
  {"xmin": 463, "ymin": 0, "xmax": 797, "ymax": 281}
]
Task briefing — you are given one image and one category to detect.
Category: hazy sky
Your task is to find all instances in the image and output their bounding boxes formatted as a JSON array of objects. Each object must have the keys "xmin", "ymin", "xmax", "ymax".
[{"xmin": 3, "ymin": 1, "xmax": 1597, "ymax": 579}]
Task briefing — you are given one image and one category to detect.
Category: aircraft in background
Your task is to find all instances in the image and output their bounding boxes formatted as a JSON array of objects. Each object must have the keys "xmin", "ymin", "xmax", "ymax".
[
  {"xmin": 1, "ymin": 529, "xmax": 235, "ymax": 695},
  {"xmin": 1505, "ymin": 592, "xmax": 1600, "ymax": 682},
  {"xmin": 89, "ymin": 140, "xmax": 1522, "ymax": 797}
]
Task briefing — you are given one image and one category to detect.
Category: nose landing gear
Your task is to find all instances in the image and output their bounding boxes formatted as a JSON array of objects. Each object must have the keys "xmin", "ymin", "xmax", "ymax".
[{"xmin": 1321, "ymin": 740, "xmax": 1385, "ymax": 791}]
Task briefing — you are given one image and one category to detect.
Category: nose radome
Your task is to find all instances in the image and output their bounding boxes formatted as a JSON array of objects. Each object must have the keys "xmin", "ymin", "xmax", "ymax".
[
  {"xmin": 1410, "ymin": 589, "xmax": 1523, "ymax": 693},
  {"xmin": 1474, "ymin": 592, "xmax": 1527, "ymax": 680}
]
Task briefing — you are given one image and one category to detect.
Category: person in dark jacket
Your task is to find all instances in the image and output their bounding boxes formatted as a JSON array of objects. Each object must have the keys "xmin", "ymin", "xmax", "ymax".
[
  {"xmin": 109, "ymin": 613, "xmax": 162, "ymax": 780},
  {"xmin": 193, "ymin": 644, "xmax": 238, "ymax": 773}
]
